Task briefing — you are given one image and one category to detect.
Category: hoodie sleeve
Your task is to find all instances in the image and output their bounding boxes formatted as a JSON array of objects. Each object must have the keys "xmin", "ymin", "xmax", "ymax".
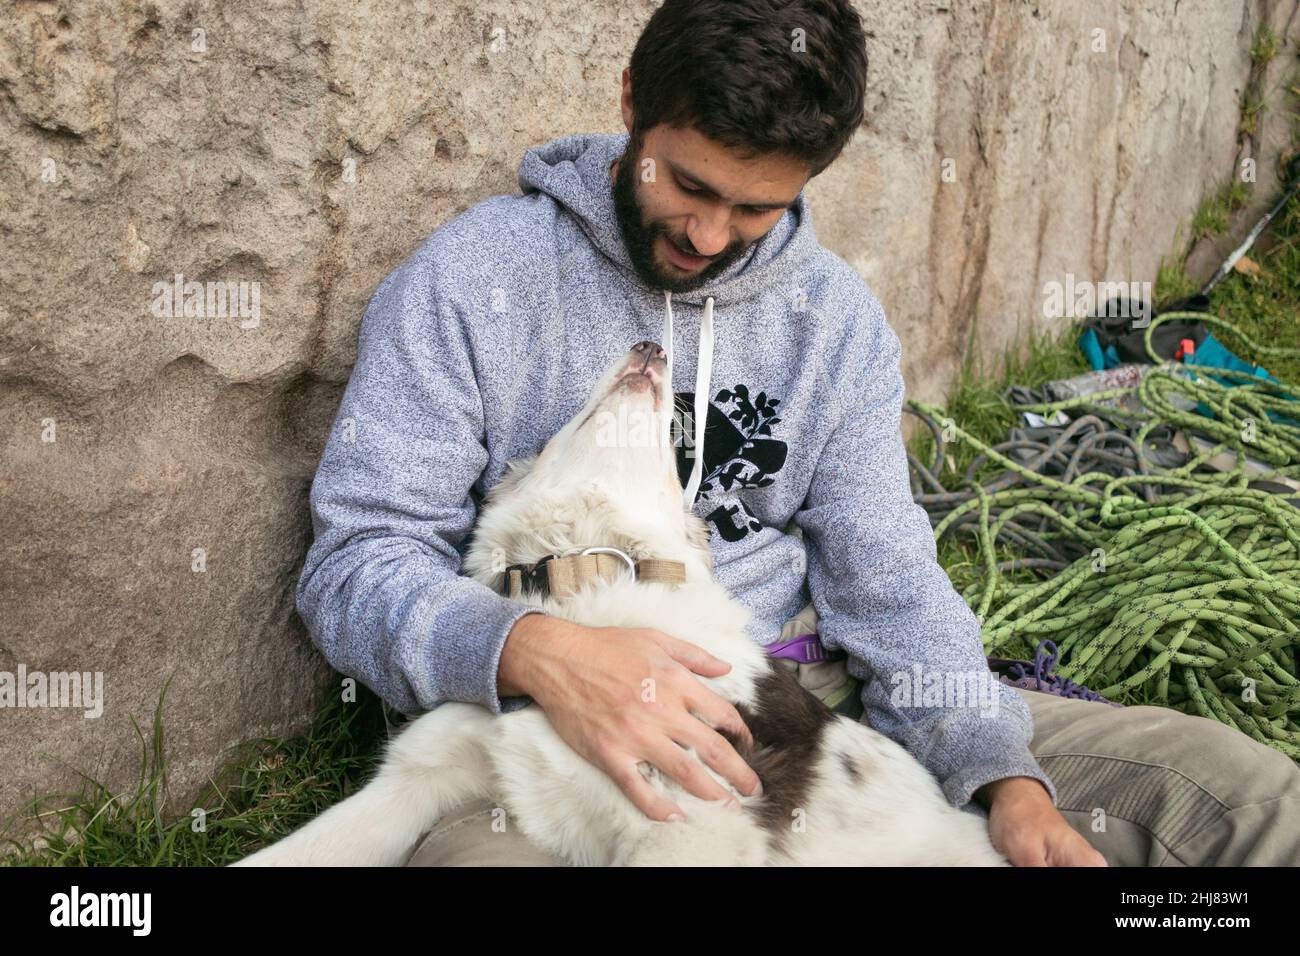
[
  {"xmin": 792, "ymin": 294, "xmax": 1057, "ymax": 809},
  {"xmin": 295, "ymin": 252, "xmax": 543, "ymax": 716}
]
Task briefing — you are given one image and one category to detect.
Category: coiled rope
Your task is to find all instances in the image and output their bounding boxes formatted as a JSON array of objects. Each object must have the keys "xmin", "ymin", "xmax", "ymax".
[{"xmin": 908, "ymin": 312, "xmax": 1300, "ymax": 758}]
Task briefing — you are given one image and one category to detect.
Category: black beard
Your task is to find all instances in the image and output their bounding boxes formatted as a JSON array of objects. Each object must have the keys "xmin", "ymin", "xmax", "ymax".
[{"xmin": 611, "ymin": 138, "xmax": 751, "ymax": 294}]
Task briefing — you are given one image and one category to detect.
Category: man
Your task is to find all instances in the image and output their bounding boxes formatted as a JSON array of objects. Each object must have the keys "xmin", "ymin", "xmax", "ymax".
[{"xmin": 298, "ymin": 0, "xmax": 1300, "ymax": 866}]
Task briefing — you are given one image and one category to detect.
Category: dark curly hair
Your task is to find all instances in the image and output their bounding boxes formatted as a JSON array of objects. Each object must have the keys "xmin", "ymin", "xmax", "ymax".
[{"xmin": 628, "ymin": 0, "xmax": 869, "ymax": 175}]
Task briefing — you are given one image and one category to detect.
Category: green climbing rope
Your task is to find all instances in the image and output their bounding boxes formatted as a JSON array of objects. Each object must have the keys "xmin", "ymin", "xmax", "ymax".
[{"xmin": 909, "ymin": 311, "xmax": 1300, "ymax": 760}]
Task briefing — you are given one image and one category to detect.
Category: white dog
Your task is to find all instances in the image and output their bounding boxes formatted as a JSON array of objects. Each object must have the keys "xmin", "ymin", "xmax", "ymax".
[{"xmin": 237, "ymin": 340, "xmax": 1007, "ymax": 866}]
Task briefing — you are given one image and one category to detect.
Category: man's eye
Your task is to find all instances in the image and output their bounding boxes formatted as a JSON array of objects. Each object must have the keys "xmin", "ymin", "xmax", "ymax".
[{"xmin": 677, "ymin": 178, "xmax": 702, "ymax": 193}]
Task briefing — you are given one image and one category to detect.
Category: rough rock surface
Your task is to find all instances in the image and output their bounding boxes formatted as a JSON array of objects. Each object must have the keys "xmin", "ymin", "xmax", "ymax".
[{"xmin": 1, "ymin": 0, "xmax": 1297, "ymax": 826}]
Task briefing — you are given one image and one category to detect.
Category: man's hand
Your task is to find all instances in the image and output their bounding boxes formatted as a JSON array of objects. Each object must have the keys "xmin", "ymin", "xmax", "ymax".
[
  {"xmin": 498, "ymin": 612, "xmax": 762, "ymax": 823},
  {"xmin": 980, "ymin": 777, "xmax": 1107, "ymax": 867}
]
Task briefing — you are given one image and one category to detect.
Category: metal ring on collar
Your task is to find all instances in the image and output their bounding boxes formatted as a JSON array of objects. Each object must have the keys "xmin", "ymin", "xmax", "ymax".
[{"xmin": 579, "ymin": 545, "xmax": 637, "ymax": 576}]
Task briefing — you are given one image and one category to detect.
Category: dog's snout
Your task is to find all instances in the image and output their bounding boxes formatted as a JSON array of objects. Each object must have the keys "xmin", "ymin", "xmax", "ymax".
[
  {"xmin": 632, "ymin": 340, "xmax": 667, "ymax": 362},
  {"xmin": 614, "ymin": 340, "xmax": 667, "ymax": 396}
]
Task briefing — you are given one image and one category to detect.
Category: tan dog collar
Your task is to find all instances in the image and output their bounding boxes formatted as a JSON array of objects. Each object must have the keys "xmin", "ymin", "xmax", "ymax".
[{"xmin": 500, "ymin": 546, "xmax": 685, "ymax": 601}]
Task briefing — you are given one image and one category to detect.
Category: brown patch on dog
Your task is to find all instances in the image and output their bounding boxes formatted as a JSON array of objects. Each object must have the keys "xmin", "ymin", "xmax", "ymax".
[{"xmin": 724, "ymin": 661, "xmax": 835, "ymax": 838}]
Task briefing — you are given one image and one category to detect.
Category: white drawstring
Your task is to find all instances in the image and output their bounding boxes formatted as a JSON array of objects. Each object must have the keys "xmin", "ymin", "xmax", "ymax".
[
  {"xmin": 686, "ymin": 297, "xmax": 715, "ymax": 507},
  {"xmin": 661, "ymin": 291, "xmax": 715, "ymax": 509},
  {"xmin": 662, "ymin": 290, "xmax": 675, "ymax": 455}
]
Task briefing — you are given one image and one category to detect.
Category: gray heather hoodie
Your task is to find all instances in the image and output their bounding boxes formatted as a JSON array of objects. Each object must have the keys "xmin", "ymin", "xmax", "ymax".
[{"xmin": 297, "ymin": 131, "xmax": 1056, "ymax": 809}]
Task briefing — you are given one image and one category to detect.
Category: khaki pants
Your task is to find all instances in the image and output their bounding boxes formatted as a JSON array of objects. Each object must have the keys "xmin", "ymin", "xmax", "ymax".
[{"xmin": 403, "ymin": 686, "xmax": 1300, "ymax": 867}]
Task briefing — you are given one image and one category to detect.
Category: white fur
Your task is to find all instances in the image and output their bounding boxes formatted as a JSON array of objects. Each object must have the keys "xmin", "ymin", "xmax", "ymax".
[{"xmin": 236, "ymin": 343, "xmax": 1006, "ymax": 866}]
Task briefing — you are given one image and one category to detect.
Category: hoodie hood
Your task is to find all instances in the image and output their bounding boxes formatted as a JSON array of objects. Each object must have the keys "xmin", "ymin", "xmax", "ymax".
[{"xmin": 517, "ymin": 132, "xmax": 819, "ymax": 505}]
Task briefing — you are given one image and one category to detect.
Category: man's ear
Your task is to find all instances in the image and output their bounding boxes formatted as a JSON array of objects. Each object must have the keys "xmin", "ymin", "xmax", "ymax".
[{"xmin": 619, "ymin": 67, "xmax": 634, "ymax": 134}]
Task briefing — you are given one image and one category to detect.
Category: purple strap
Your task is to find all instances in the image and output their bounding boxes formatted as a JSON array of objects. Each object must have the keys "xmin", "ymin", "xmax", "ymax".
[{"xmin": 765, "ymin": 632, "xmax": 845, "ymax": 664}]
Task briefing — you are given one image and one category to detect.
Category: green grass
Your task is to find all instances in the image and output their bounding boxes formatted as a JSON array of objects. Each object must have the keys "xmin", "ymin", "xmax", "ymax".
[
  {"xmin": 1190, "ymin": 179, "xmax": 1253, "ymax": 240},
  {"xmin": 3, "ymin": 680, "xmax": 387, "ymax": 866},
  {"xmin": 1250, "ymin": 24, "xmax": 1280, "ymax": 69},
  {"xmin": 1155, "ymin": 253, "xmax": 1200, "ymax": 302}
]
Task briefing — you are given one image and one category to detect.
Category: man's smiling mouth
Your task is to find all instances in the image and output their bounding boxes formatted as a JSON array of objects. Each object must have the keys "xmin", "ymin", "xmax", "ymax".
[{"xmin": 660, "ymin": 234, "xmax": 711, "ymax": 271}]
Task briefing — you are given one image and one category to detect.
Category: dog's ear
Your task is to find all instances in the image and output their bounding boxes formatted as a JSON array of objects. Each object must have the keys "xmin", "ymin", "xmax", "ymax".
[
  {"xmin": 486, "ymin": 456, "xmax": 537, "ymax": 503},
  {"xmin": 684, "ymin": 511, "xmax": 713, "ymax": 572}
]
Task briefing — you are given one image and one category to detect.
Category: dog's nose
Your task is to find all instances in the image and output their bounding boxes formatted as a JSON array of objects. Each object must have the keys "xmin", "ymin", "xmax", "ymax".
[{"xmin": 632, "ymin": 341, "xmax": 666, "ymax": 361}]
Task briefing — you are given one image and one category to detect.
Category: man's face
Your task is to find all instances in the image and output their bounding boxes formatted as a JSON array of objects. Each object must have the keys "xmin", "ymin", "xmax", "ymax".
[{"xmin": 611, "ymin": 123, "xmax": 809, "ymax": 293}]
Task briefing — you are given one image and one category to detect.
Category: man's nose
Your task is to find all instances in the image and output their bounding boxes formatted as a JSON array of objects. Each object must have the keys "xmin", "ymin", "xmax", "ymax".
[{"xmin": 686, "ymin": 210, "xmax": 731, "ymax": 257}]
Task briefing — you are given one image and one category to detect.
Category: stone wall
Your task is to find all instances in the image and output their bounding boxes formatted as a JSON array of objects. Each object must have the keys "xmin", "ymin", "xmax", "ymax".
[{"xmin": 2, "ymin": 0, "xmax": 1296, "ymax": 825}]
